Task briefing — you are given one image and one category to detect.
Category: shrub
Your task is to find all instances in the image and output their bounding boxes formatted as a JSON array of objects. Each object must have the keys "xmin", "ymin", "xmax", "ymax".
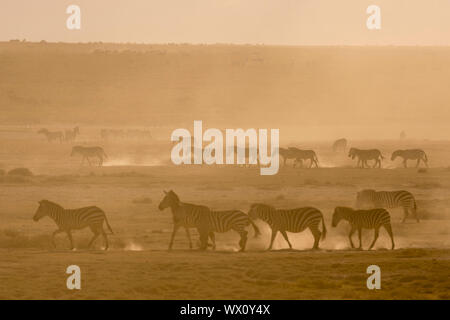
[{"xmin": 7, "ymin": 167, "xmax": 33, "ymax": 176}]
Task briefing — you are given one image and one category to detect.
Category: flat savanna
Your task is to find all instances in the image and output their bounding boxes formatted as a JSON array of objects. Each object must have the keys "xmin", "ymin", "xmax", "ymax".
[{"xmin": 0, "ymin": 134, "xmax": 449, "ymax": 299}]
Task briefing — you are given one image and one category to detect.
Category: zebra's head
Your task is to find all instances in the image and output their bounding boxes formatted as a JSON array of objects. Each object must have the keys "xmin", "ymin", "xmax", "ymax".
[
  {"xmin": 158, "ymin": 190, "xmax": 180, "ymax": 211},
  {"xmin": 348, "ymin": 148, "xmax": 357, "ymax": 159},
  {"xmin": 33, "ymin": 200, "xmax": 49, "ymax": 221},
  {"xmin": 391, "ymin": 150, "xmax": 402, "ymax": 161}
]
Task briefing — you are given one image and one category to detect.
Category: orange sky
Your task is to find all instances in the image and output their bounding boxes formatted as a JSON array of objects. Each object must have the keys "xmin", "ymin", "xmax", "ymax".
[{"xmin": 1, "ymin": 0, "xmax": 449, "ymax": 45}]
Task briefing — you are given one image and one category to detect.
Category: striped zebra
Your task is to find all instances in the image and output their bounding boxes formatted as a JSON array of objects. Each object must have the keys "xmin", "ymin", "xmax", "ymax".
[
  {"xmin": 356, "ymin": 189, "xmax": 418, "ymax": 223},
  {"xmin": 158, "ymin": 190, "xmax": 260, "ymax": 251},
  {"xmin": 348, "ymin": 148, "xmax": 384, "ymax": 168},
  {"xmin": 247, "ymin": 203, "xmax": 327, "ymax": 250},
  {"xmin": 391, "ymin": 149, "xmax": 428, "ymax": 168},
  {"xmin": 38, "ymin": 128, "xmax": 64, "ymax": 143},
  {"xmin": 288, "ymin": 147, "xmax": 319, "ymax": 168},
  {"xmin": 71, "ymin": 146, "xmax": 108, "ymax": 166},
  {"xmin": 332, "ymin": 207, "xmax": 394, "ymax": 250},
  {"xmin": 33, "ymin": 200, "xmax": 114, "ymax": 250},
  {"xmin": 332, "ymin": 138, "xmax": 347, "ymax": 153},
  {"xmin": 65, "ymin": 126, "xmax": 80, "ymax": 142}
]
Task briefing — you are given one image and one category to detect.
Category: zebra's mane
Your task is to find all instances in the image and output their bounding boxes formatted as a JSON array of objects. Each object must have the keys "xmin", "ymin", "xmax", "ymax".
[
  {"xmin": 40, "ymin": 200, "xmax": 64, "ymax": 210},
  {"xmin": 168, "ymin": 190, "xmax": 180, "ymax": 203}
]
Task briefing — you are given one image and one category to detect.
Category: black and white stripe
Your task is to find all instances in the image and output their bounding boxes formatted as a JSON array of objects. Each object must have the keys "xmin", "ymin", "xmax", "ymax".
[
  {"xmin": 158, "ymin": 190, "xmax": 260, "ymax": 251},
  {"xmin": 248, "ymin": 203, "xmax": 327, "ymax": 250},
  {"xmin": 348, "ymin": 148, "xmax": 384, "ymax": 168},
  {"xmin": 71, "ymin": 146, "xmax": 108, "ymax": 166},
  {"xmin": 356, "ymin": 189, "xmax": 418, "ymax": 223},
  {"xmin": 332, "ymin": 206, "xmax": 394, "ymax": 250},
  {"xmin": 332, "ymin": 138, "xmax": 347, "ymax": 152},
  {"xmin": 38, "ymin": 128, "xmax": 64, "ymax": 143},
  {"xmin": 391, "ymin": 149, "xmax": 428, "ymax": 168},
  {"xmin": 33, "ymin": 200, "xmax": 113, "ymax": 250}
]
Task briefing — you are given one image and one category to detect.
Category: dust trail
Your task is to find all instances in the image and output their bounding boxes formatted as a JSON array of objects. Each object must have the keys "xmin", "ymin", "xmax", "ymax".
[
  {"xmin": 103, "ymin": 158, "xmax": 165, "ymax": 167},
  {"xmin": 123, "ymin": 241, "xmax": 144, "ymax": 251}
]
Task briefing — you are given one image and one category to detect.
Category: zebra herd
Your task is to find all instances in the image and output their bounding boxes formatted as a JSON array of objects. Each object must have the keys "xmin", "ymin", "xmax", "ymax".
[
  {"xmin": 33, "ymin": 188, "xmax": 419, "ymax": 252},
  {"xmin": 279, "ymin": 140, "xmax": 428, "ymax": 169},
  {"xmin": 38, "ymin": 127, "xmax": 80, "ymax": 143}
]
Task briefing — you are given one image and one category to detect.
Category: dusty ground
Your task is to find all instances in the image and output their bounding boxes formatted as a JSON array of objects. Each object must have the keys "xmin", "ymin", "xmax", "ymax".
[{"xmin": 0, "ymin": 132, "xmax": 449, "ymax": 299}]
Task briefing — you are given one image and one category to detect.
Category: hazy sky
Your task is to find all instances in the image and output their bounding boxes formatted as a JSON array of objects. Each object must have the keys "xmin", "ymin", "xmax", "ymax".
[{"xmin": 1, "ymin": 0, "xmax": 449, "ymax": 45}]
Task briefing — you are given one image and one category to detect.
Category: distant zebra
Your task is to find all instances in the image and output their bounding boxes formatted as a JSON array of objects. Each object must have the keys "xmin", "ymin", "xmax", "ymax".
[
  {"xmin": 158, "ymin": 190, "xmax": 260, "ymax": 251},
  {"xmin": 348, "ymin": 148, "xmax": 383, "ymax": 168},
  {"xmin": 391, "ymin": 149, "xmax": 428, "ymax": 168},
  {"xmin": 38, "ymin": 128, "xmax": 64, "ymax": 143},
  {"xmin": 71, "ymin": 146, "xmax": 107, "ymax": 166},
  {"xmin": 248, "ymin": 203, "xmax": 327, "ymax": 250},
  {"xmin": 332, "ymin": 207, "xmax": 394, "ymax": 250},
  {"xmin": 65, "ymin": 126, "xmax": 80, "ymax": 142},
  {"xmin": 33, "ymin": 200, "xmax": 113, "ymax": 250},
  {"xmin": 356, "ymin": 189, "xmax": 418, "ymax": 223},
  {"xmin": 288, "ymin": 147, "xmax": 319, "ymax": 168},
  {"xmin": 279, "ymin": 147, "xmax": 297, "ymax": 167},
  {"xmin": 332, "ymin": 138, "xmax": 347, "ymax": 152}
]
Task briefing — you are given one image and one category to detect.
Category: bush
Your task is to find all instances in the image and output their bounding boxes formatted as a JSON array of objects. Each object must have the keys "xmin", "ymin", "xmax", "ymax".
[{"xmin": 7, "ymin": 167, "xmax": 33, "ymax": 176}]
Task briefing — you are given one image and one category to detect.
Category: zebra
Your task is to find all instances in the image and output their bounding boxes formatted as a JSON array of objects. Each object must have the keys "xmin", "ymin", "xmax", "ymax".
[
  {"xmin": 247, "ymin": 203, "xmax": 327, "ymax": 250},
  {"xmin": 38, "ymin": 128, "xmax": 64, "ymax": 143},
  {"xmin": 332, "ymin": 206, "xmax": 394, "ymax": 250},
  {"xmin": 279, "ymin": 147, "xmax": 297, "ymax": 167},
  {"xmin": 356, "ymin": 189, "xmax": 419, "ymax": 223},
  {"xmin": 348, "ymin": 148, "xmax": 383, "ymax": 168},
  {"xmin": 33, "ymin": 200, "xmax": 114, "ymax": 250},
  {"xmin": 332, "ymin": 138, "xmax": 347, "ymax": 153},
  {"xmin": 65, "ymin": 126, "xmax": 80, "ymax": 142},
  {"xmin": 288, "ymin": 147, "xmax": 319, "ymax": 168},
  {"xmin": 391, "ymin": 149, "xmax": 428, "ymax": 168},
  {"xmin": 158, "ymin": 190, "xmax": 260, "ymax": 251},
  {"xmin": 71, "ymin": 146, "xmax": 108, "ymax": 166}
]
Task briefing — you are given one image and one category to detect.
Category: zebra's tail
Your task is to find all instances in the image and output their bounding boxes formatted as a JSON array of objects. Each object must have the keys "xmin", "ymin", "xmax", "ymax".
[
  {"xmin": 249, "ymin": 219, "xmax": 261, "ymax": 238},
  {"xmin": 103, "ymin": 150, "xmax": 108, "ymax": 159},
  {"xmin": 422, "ymin": 151, "xmax": 428, "ymax": 162},
  {"xmin": 104, "ymin": 216, "xmax": 114, "ymax": 234},
  {"xmin": 320, "ymin": 215, "xmax": 327, "ymax": 240}
]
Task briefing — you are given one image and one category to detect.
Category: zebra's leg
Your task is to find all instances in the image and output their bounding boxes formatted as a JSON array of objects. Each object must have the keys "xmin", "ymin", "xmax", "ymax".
[
  {"xmin": 66, "ymin": 231, "xmax": 75, "ymax": 250},
  {"xmin": 368, "ymin": 227, "xmax": 380, "ymax": 250},
  {"xmin": 51, "ymin": 229, "xmax": 64, "ymax": 248},
  {"xmin": 268, "ymin": 229, "xmax": 278, "ymax": 250},
  {"xmin": 101, "ymin": 230, "xmax": 109, "ymax": 251},
  {"xmin": 199, "ymin": 231, "xmax": 209, "ymax": 251},
  {"xmin": 308, "ymin": 227, "xmax": 320, "ymax": 249},
  {"xmin": 168, "ymin": 224, "xmax": 181, "ymax": 250},
  {"xmin": 86, "ymin": 156, "xmax": 92, "ymax": 167},
  {"xmin": 238, "ymin": 230, "xmax": 248, "ymax": 252},
  {"xmin": 98, "ymin": 156, "xmax": 103, "ymax": 167},
  {"xmin": 88, "ymin": 226, "xmax": 100, "ymax": 249},
  {"xmin": 357, "ymin": 228, "xmax": 362, "ymax": 250},
  {"xmin": 412, "ymin": 206, "xmax": 420, "ymax": 223},
  {"xmin": 348, "ymin": 227, "xmax": 356, "ymax": 248},
  {"xmin": 416, "ymin": 159, "xmax": 420, "ymax": 168},
  {"xmin": 403, "ymin": 159, "xmax": 407, "ymax": 168},
  {"xmin": 280, "ymin": 230, "xmax": 293, "ymax": 249},
  {"xmin": 184, "ymin": 227, "xmax": 193, "ymax": 249},
  {"xmin": 208, "ymin": 232, "xmax": 216, "ymax": 250},
  {"xmin": 383, "ymin": 223, "xmax": 395, "ymax": 250},
  {"xmin": 402, "ymin": 207, "xmax": 409, "ymax": 223}
]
